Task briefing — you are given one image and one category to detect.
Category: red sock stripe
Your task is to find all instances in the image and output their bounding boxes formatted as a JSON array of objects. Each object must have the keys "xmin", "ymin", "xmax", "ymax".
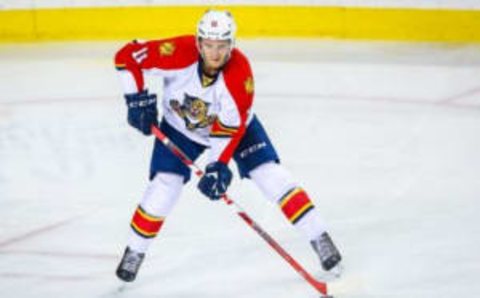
[
  {"xmin": 279, "ymin": 188, "xmax": 315, "ymax": 224},
  {"xmin": 130, "ymin": 206, "xmax": 165, "ymax": 238}
]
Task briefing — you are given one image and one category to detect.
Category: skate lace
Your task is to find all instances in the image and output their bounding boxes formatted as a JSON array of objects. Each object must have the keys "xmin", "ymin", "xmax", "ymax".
[
  {"xmin": 315, "ymin": 235, "xmax": 336, "ymax": 261},
  {"xmin": 122, "ymin": 252, "xmax": 142, "ymax": 272}
]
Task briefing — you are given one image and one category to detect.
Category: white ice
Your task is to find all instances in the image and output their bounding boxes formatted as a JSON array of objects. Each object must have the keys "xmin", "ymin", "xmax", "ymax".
[{"xmin": 0, "ymin": 39, "xmax": 479, "ymax": 298}]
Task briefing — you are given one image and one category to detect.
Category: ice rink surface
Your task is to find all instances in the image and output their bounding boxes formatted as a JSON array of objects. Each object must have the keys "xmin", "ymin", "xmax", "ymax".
[{"xmin": 1, "ymin": 39, "xmax": 479, "ymax": 298}]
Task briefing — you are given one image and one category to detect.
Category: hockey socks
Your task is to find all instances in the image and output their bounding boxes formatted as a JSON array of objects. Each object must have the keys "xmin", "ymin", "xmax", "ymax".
[
  {"xmin": 250, "ymin": 162, "xmax": 342, "ymax": 272},
  {"xmin": 130, "ymin": 205, "xmax": 165, "ymax": 239},
  {"xmin": 279, "ymin": 187, "xmax": 315, "ymax": 225},
  {"xmin": 279, "ymin": 188, "xmax": 342, "ymax": 272},
  {"xmin": 126, "ymin": 173, "xmax": 183, "ymax": 253},
  {"xmin": 250, "ymin": 162, "xmax": 328, "ymax": 240},
  {"xmin": 116, "ymin": 205, "xmax": 164, "ymax": 282}
]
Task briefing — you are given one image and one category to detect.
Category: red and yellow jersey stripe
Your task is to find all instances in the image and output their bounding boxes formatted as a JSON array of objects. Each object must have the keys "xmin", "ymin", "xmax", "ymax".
[
  {"xmin": 115, "ymin": 63, "xmax": 126, "ymax": 71},
  {"xmin": 212, "ymin": 49, "xmax": 253, "ymax": 164},
  {"xmin": 209, "ymin": 118, "xmax": 240, "ymax": 138}
]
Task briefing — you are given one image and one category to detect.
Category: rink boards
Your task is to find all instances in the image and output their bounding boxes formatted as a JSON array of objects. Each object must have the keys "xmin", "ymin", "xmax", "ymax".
[{"xmin": 1, "ymin": 5, "xmax": 480, "ymax": 42}]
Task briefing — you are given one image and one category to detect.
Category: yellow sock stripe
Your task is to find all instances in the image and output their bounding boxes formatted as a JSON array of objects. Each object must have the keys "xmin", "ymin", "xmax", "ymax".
[
  {"xmin": 279, "ymin": 188, "xmax": 303, "ymax": 208},
  {"xmin": 130, "ymin": 222, "xmax": 158, "ymax": 238},
  {"xmin": 2, "ymin": 6, "xmax": 480, "ymax": 42},
  {"xmin": 136, "ymin": 206, "xmax": 164, "ymax": 223},
  {"xmin": 290, "ymin": 201, "xmax": 314, "ymax": 224}
]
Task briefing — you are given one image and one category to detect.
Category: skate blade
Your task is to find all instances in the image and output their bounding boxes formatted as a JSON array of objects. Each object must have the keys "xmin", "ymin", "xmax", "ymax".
[
  {"xmin": 330, "ymin": 263, "xmax": 344, "ymax": 278},
  {"xmin": 99, "ymin": 282, "xmax": 128, "ymax": 298},
  {"xmin": 317, "ymin": 263, "xmax": 344, "ymax": 282}
]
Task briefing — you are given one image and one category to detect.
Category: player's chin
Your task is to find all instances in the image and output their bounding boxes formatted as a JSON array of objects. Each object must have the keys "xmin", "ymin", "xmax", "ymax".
[{"xmin": 207, "ymin": 60, "xmax": 224, "ymax": 70}]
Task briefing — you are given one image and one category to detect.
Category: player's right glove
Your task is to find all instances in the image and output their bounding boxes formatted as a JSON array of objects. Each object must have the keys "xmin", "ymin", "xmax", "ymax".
[{"xmin": 124, "ymin": 90, "xmax": 158, "ymax": 135}]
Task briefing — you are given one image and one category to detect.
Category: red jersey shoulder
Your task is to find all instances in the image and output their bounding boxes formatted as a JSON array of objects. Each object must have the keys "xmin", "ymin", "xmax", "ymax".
[
  {"xmin": 115, "ymin": 35, "xmax": 198, "ymax": 71},
  {"xmin": 151, "ymin": 35, "xmax": 199, "ymax": 69},
  {"xmin": 222, "ymin": 49, "xmax": 255, "ymax": 112},
  {"xmin": 223, "ymin": 49, "xmax": 253, "ymax": 82}
]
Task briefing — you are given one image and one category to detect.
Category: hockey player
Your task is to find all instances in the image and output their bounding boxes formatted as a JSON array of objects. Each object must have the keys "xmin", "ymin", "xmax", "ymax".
[{"xmin": 114, "ymin": 9, "xmax": 342, "ymax": 282}]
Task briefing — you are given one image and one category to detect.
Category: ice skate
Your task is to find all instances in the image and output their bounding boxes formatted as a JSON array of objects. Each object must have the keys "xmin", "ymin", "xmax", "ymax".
[
  {"xmin": 116, "ymin": 247, "xmax": 145, "ymax": 282},
  {"xmin": 311, "ymin": 232, "xmax": 342, "ymax": 277}
]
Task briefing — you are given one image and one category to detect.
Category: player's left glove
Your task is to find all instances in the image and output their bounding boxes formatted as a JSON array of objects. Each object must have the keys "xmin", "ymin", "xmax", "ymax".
[
  {"xmin": 124, "ymin": 90, "xmax": 158, "ymax": 135},
  {"xmin": 197, "ymin": 162, "xmax": 233, "ymax": 200}
]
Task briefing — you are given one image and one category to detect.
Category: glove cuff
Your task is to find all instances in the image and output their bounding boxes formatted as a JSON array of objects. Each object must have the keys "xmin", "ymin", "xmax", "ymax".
[{"xmin": 125, "ymin": 90, "xmax": 157, "ymax": 108}]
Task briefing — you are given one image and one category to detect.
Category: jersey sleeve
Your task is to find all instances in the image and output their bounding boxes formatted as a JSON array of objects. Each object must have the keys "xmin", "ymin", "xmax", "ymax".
[
  {"xmin": 114, "ymin": 35, "xmax": 198, "ymax": 93},
  {"xmin": 208, "ymin": 49, "xmax": 254, "ymax": 165}
]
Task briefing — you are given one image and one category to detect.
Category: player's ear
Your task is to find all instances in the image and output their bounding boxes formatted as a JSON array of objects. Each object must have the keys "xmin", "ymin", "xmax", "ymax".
[{"xmin": 196, "ymin": 37, "xmax": 203, "ymax": 51}]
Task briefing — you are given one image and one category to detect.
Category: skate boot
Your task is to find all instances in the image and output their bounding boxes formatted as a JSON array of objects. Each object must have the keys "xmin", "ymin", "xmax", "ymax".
[
  {"xmin": 311, "ymin": 232, "xmax": 342, "ymax": 272},
  {"xmin": 116, "ymin": 246, "xmax": 145, "ymax": 282}
]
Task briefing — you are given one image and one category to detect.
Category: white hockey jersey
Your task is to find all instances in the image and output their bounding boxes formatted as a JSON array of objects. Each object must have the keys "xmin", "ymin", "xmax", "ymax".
[{"xmin": 115, "ymin": 35, "xmax": 254, "ymax": 164}]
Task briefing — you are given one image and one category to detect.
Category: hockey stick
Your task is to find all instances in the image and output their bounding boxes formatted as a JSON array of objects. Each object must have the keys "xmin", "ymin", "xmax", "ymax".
[{"xmin": 151, "ymin": 124, "xmax": 331, "ymax": 297}]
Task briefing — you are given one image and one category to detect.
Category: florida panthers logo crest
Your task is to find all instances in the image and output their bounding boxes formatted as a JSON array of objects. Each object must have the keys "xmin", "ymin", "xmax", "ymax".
[{"xmin": 170, "ymin": 93, "xmax": 216, "ymax": 131}]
